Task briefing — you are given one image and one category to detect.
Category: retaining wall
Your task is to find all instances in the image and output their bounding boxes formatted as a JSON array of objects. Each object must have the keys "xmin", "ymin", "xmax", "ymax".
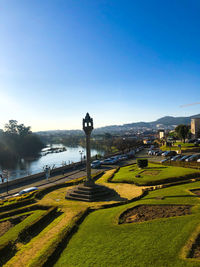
[{"xmin": 0, "ymin": 161, "xmax": 85, "ymax": 190}]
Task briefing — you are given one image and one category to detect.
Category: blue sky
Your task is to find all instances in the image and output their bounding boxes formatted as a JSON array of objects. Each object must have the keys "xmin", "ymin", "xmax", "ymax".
[{"xmin": 1, "ymin": 0, "xmax": 200, "ymax": 131}]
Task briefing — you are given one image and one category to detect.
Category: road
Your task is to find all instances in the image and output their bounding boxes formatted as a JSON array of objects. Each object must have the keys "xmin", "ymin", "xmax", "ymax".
[{"xmin": 0, "ymin": 150, "xmax": 153, "ymax": 199}]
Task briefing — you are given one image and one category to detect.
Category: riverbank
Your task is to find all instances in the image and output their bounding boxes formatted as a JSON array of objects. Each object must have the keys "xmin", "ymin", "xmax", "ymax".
[{"xmin": 0, "ymin": 161, "xmax": 86, "ymax": 197}]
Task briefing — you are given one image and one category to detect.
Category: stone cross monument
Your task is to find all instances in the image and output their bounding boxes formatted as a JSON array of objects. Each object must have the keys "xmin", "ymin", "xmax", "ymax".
[
  {"xmin": 65, "ymin": 113, "xmax": 114, "ymax": 201},
  {"xmin": 83, "ymin": 113, "xmax": 93, "ymax": 185}
]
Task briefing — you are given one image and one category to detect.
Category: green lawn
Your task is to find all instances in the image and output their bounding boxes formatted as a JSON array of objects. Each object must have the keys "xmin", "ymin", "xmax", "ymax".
[
  {"xmin": 175, "ymin": 142, "xmax": 196, "ymax": 148},
  {"xmin": 111, "ymin": 163, "xmax": 200, "ymax": 185},
  {"xmin": 161, "ymin": 142, "xmax": 199, "ymax": 151},
  {"xmin": 55, "ymin": 181, "xmax": 200, "ymax": 267}
]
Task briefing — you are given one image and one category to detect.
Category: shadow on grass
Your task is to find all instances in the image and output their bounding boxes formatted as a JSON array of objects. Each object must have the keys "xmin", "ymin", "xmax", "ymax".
[{"xmin": 101, "ymin": 190, "xmax": 128, "ymax": 202}]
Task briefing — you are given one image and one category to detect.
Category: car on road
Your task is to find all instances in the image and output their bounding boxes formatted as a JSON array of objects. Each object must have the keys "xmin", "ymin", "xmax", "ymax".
[
  {"xmin": 110, "ymin": 156, "xmax": 119, "ymax": 163},
  {"xmin": 91, "ymin": 160, "xmax": 101, "ymax": 168},
  {"xmin": 14, "ymin": 187, "xmax": 38, "ymax": 197},
  {"xmin": 118, "ymin": 155, "xmax": 128, "ymax": 161},
  {"xmin": 101, "ymin": 158, "xmax": 116, "ymax": 165}
]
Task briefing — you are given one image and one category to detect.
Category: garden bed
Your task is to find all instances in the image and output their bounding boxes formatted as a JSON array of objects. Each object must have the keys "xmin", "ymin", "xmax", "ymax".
[
  {"xmin": 111, "ymin": 163, "xmax": 200, "ymax": 185},
  {"xmin": 0, "ymin": 214, "xmax": 29, "ymax": 237},
  {"xmin": 119, "ymin": 205, "xmax": 192, "ymax": 224}
]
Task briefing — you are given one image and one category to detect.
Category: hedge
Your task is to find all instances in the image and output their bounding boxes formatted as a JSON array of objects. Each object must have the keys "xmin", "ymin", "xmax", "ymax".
[
  {"xmin": 0, "ymin": 197, "xmax": 36, "ymax": 213},
  {"xmin": 18, "ymin": 206, "xmax": 58, "ymax": 243},
  {"xmin": 0, "ymin": 209, "xmax": 45, "ymax": 266},
  {"xmin": 28, "ymin": 208, "xmax": 92, "ymax": 267},
  {"xmin": 137, "ymin": 159, "xmax": 148, "ymax": 168},
  {"xmin": 0, "ymin": 204, "xmax": 49, "ymax": 220}
]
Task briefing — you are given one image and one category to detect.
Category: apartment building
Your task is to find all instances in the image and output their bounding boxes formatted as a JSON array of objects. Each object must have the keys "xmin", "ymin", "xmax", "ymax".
[{"xmin": 191, "ymin": 118, "xmax": 200, "ymax": 138}]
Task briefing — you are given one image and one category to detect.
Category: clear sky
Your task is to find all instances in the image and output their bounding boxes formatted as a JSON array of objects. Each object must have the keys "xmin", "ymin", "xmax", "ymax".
[{"xmin": 1, "ymin": 0, "xmax": 200, "ymax": 131}]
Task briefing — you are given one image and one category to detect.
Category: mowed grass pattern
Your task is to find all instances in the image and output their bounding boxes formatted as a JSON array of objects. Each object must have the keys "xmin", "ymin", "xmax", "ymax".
[
  {"xmin": 55, "ymin": 181, "xmax": 200, "ymax": 267},
  {"xmin": 111, "ymin": 163, "xmax": 200, "ymax": 185}
]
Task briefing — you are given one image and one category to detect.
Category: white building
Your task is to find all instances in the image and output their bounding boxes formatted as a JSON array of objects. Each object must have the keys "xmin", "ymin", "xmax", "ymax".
[{"xmin": 191, "ymin": 118, "xmax": 200, "ymax": 138}]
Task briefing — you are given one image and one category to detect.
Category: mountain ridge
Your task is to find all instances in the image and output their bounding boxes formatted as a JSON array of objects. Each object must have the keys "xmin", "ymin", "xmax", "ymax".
[{"xmin": 36, "ymin": 114, "xmax": 200, "ymax": 134}]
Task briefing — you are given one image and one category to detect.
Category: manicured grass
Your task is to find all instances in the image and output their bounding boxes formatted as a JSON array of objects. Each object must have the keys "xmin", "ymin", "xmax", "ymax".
[
  {"xmin": 175, "ymin": 142, "xmax": 196, "ymax": 148},
  {"xmin": 161, "ymin": 142, "xmax": 200, "ymax": 151},
  {"xmin": 55, "ymin": 181, "xmax": 200, "ymax": 267},
  {"xmin": 5, "ymin": 171, "xmax": 141, "ymax": 267},
  {"xmin": 111, "ymin": 163, "xmax": 200, "ymax": 185}
]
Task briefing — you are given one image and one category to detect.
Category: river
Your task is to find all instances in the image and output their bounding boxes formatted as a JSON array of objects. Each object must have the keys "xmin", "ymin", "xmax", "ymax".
[{"xmin": 0, "ymin": 144, "xmax": 104, "ymax": 181}]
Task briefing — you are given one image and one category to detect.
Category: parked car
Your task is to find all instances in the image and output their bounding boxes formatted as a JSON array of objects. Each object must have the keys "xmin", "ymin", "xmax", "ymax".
[
  {"xmin": 161, "ymin": 151, "xmax": 169, "ymax": 156},
  {"xmin": 118, "ymin": 155, "xmax": 128, "ymax": 161},
  {"xmin": 194, "ymin": 140, "xmax": 200, "ymax": 146},
  {"xmin": 101, "ymin": 158, "xmax": 116, "ymax": 165},
  {"xmin": 160, "ymin": 157, "xmax": 171, "ymax": 163},
  {"xmin": 91, "ymin": 160, "xmax": 101, "ymax": 168},
  {"xmin": 14, "ymin": 187, "xmax": 38, "ymax": 197},
  {"xmin": 162, "ymin": 151, "xmax": 176, "ymax": 157},
  {"xmin": 155, "ymin": 151, "xmax": 163, "ymax": 156},
  {"xmin": 188, "ymin": 139, "xmax": 196, "ymax": 143},
  {"xmin": 110, "ymin": 156, "xmax": 119, "ymax": 163},
  {"xmin": 185, "ymin": 154, "xmax": 200, "ymax": 162},
  {"xmin": 171, "ymin": 155, "xmax": 182, "ymax": 161},
  {"xmin": 177, "ymin": 155, "xmax": 191, "ymax": 161},
  {"xmin": 148, "ymin": 150, "xmax": 154, "ymax": 155}
]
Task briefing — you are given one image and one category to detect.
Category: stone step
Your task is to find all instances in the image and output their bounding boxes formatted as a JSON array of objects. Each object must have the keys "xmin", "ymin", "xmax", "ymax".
[
  {"xmin": 69, "ymin": 190, "xmax": 110, "ymax": 198},
  {"xmin": 65, "ymin": 183, "xmax": 115, "ymax": 202}
]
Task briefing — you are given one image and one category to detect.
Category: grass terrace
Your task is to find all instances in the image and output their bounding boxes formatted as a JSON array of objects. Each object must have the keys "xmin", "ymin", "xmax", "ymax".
[
  {"xmin": 111, "ymin": 163, "xmax": 200, "ymax": 185},
  {"xmin": 55, "ymin": 181, "xmax": 200, "ymax": 267},
  {"xmin": 3, "ymin": 166, "xmax": 200, "ymax": 267},
  {"xmin": 161, "ymin": 142, "xmax": 200, "ymax": 152}
]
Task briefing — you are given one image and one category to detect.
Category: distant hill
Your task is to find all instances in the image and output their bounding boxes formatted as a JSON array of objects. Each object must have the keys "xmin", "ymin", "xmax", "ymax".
[
  {"xmin": 93, "ymin": 114, "xmax": 200, "ymax": 133},
  {"xmin": 36, "ymin": 114, "xmax": 200, "ymax": 135}
]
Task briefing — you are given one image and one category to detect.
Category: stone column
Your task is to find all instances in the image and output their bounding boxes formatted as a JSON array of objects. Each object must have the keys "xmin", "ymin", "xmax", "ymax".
[
  {"xmin": 86, "ymin": 132, "xmax": 91, "ymax": 182},
  {"xmin": 83, "ymin": 113, "xmax": 94, "ymax": 185}
]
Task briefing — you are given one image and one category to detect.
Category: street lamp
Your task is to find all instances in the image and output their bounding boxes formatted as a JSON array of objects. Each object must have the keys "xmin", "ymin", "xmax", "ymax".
[{"xmin": 79, "ymin": 150, "xmax": 84, "ymax": 163}]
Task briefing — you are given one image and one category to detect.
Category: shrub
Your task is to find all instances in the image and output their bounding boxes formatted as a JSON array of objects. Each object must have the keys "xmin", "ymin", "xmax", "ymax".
[{"xmin": 137, "ymin": 159, "xmax": 148, "ymax": 168}]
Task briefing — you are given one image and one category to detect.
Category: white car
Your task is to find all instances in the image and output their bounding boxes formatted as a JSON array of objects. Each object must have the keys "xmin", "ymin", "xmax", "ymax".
[
  {"xmin": 171, "ymin": 155, "xmax": 182, "ymax": 161},
  {"xmin": 14, "ymin": 187, "xmax": 38, "ymax": 197}
]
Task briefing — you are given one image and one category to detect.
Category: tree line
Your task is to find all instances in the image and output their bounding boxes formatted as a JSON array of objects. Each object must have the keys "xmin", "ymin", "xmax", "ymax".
[{"xmin": 0, "ymin": 120, "xmax": 44, "ymax": 163}]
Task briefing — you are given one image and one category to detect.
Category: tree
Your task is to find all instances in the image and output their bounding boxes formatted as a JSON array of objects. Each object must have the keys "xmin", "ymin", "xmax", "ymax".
[
  {"xmin": 175, "ymin": 124, "xmax": 190, "ymax": 143},
  {"xmin": 4, "ymin": 120, "xmax": 18, "ymax": 135},
  {"xmin": 0, "ymin": 120, "xmax": 44, "ymax": 162},
  {"xmin": 113, "ymin": 138, "xmax": 127, "ymax": 153},
  {"xmin": 4, "ymin": 120, "xmax": 31, "ymax": 136},
  {"xmin": 17, "ymin": 124, "xmax": 31, "ymax": 136}
]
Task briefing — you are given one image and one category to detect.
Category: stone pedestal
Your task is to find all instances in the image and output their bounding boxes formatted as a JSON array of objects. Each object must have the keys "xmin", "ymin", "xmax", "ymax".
[{"xmin": 65, "ymin": 183, "xmax": 115, "ymax": 202}]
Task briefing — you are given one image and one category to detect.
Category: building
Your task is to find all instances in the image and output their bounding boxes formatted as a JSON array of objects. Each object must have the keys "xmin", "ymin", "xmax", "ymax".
[
  {"xmin": 158, "ymin": 129, "xmax": 165, "ymax": 139},
  {"xmin": 191, "ymin": 118, "xmax": 200, "ymax": 138}
]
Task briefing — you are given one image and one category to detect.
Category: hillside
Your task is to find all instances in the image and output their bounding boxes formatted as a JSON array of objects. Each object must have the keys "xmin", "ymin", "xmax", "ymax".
[{"xmin": 36, "ymin": 114, "xmax": 200, "ymax": 135}]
